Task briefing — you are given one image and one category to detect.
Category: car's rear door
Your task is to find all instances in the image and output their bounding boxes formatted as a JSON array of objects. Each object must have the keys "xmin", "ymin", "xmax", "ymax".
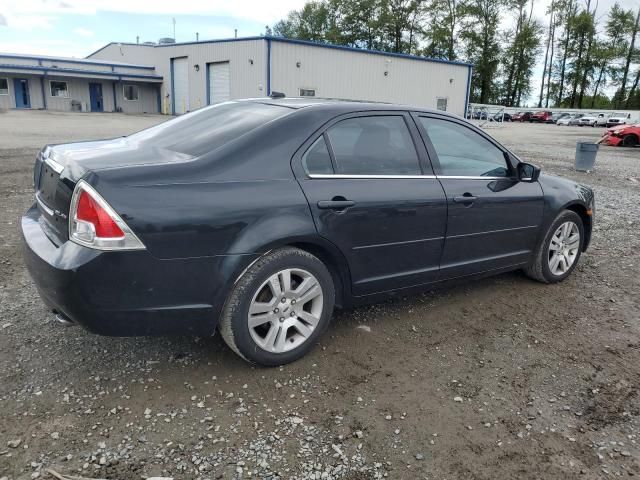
[
  {"xmin": 294, "ymin": 111, "xmax": 447, "ymax": 296},
  {"xmin": 414, "ymin": 113, "xmax": 544, "ymax": 279}
]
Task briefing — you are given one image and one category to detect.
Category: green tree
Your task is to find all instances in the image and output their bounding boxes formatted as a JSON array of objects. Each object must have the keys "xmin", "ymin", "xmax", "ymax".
[
  {"xmin": 538, "ymin": 0, "xmax": 555, "ymax": 107},
  {"xmin": 502, "ymin": 0, "xmax": 542, "ymax": 107},
  {"xmin": 571, "ymin": 6, "xmax": 597, "ymax": 108},
  {"xmin": 614, "ymin": 7, "xmax": 640, "ymax": 107},
  {"xmin": 331, "ymin": 0, "xmax": 386, "ymax": 49},
  {"xmin": 461, "ymin": 0, "xmax": 503, "ymax": 103},
  {"xmin": 554, "ymin": 0, "xmax": 578, "ymax": 105},
  {"xmin": 273, "ymin": 1, "xmax": 339, "ymax": 43},
  {"xmin": 422, "ymin": 0, "xmax": 462, "ymax": 60},
  {"xmin": 589, "ymin": 3, "xmax": 633, "ymax": 108}
]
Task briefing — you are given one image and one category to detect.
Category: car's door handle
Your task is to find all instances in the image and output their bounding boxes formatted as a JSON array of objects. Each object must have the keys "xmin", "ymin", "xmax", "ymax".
[
  {"xmin": 317, "ymin": 198, "xmax": 355, "ymax": 210},
  {"xmin": 453, "ymin": 194, "xmax": 477, "ymax": 204}
]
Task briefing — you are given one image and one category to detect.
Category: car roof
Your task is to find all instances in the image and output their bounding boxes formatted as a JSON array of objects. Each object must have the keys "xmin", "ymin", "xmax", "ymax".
[{"xmin": 245, "ymin": 96, "xmax": 457, "ymax": 118}]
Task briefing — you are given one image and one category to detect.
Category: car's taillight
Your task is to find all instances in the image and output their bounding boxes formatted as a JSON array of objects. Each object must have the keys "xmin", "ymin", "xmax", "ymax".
[{"xmin": 69, "ymin": 180, "xmax": 145, "ymax": 251}]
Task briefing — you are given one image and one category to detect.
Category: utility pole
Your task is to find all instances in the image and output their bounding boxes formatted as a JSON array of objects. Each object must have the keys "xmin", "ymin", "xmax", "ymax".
[{"xmin": 172, "ymin": 17, "xmax": 176, "ymax": 41}]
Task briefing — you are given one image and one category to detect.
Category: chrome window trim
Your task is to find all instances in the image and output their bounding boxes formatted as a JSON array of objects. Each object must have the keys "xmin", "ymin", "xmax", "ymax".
[
  {"xmin": 436, "ymin": 175, "xmax": 510, "ymax": 180},
  {"xmin": 308, "ymin": 174, "xmax": 436, "ymax": 179},
  {"xmin": 307, "ymin": 174, "xmax": 510, "ymax": 180},
  {"xmin": 44, "ymin": 157, "xmax": 64, "ymax": 174}
]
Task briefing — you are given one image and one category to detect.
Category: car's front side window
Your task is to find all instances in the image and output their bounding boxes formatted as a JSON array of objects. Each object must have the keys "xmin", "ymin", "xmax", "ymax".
[
  {"xmin": 419, "ymin": 117, "xmax": 509, "ymax": 178},
  {"xmin": 325, "ymin": 116, "xmax": 421, "ymax": 175}
]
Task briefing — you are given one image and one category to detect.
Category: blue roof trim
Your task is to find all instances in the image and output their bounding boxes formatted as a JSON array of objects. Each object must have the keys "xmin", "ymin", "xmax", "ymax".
[
  {"xmin": 86, "ymin": 38, "xmax": 266, "ymax": 57},
  {"xmin": 0, "ymin": 64, "xmax": 162, "ymax": 80},
  {"xmin": 87, "ymin": 36, "xmax": 473, "ymax": 68},
  {"xmin": 0, "ymin": 53, "xmax": 154, "ymax": 71},
  {"xmin": 266, "ymin": 37, "xmax": 473, "ymax": 67}
]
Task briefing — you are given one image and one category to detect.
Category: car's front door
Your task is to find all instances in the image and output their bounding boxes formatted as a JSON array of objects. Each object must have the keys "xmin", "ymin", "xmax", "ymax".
[
  {"xmin": 415, "ymin": 114, "xmax": 544, "ymax": 279},
  {"xmin": 295, "ymin": 112, "xmax": 448, "ymax": 296}
]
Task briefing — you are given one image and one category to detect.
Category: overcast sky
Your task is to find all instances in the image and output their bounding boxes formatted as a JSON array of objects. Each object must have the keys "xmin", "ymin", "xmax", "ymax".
[
  {"xmin": 0, "ymin": 0, "xmax": 306, "ymax": 57},
  {"xmin": 1, "ymin": 0, "xmax": 639, "ymax": 105}
]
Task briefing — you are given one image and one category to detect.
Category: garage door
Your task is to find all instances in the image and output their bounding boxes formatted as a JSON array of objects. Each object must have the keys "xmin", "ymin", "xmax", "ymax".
[
  {"xmin": 208, "ymin": 62, "xmax": 230, "ymax": 104},
  {"xmin": 172, "ymin": 57, "xmax": 189, "ymax": 114}
]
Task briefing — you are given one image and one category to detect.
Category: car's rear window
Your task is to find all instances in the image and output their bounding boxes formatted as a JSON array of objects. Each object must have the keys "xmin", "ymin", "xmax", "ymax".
[{"xmin": 127, "ymin": 101, "xmax": 290, "ymax": 157}]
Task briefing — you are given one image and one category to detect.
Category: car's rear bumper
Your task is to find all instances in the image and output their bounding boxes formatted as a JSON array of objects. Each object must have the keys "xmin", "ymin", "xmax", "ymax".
[{"xmin": 21, "ymin": 205, "xmax": 257, "ymax": 336}]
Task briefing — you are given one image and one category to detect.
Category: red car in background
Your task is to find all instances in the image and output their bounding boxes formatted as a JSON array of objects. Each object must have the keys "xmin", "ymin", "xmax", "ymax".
[
  {"xmin": 511, "ymin": 111, "xmax": 533, "ymax": 122},
  {"xmin": 600, "ymin": 124, "xmax": 640, "ymax": 147},
  {"xmin": 531, "ymin": 111, "xmax": 553, "ymax": 123}
]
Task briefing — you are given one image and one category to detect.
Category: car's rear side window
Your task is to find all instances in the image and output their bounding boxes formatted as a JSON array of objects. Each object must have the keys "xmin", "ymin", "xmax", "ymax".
[
  {"xmin": 302, "ymin": 136, "xmax": 334, "ymax": 174},
  {"xmin": 127, "ymin": 102, "xmax": 290, "ymax": 157},
  {"xmin": 325, "ymin": 116, "xmax": 420, "ymax": 175}
]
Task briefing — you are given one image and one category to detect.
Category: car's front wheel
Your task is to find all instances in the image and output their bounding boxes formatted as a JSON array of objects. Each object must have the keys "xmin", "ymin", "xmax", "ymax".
[
  {"xmin": 525, "ymin": 210, "xmax": 584, "ymax": 283},
  {"xmin": 622, "ymin": 134, "xmax": 638, "ymax": 147},
  {"xmin": 219, "ymin": 247, "xmax": 335, "ymax": 366}
]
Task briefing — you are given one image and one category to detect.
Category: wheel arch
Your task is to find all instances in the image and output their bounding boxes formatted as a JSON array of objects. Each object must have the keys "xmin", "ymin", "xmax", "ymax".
[
  {"xmin": 623, "ymin": 132, "xmax": 639, "ymax": 146},
  {"xmin": 563, "ymin": 201, "xmax": 592, "ymax": 251},
  {"xmin": 246, "ymin": 235, "xmax": 353, "ymax": 309}
]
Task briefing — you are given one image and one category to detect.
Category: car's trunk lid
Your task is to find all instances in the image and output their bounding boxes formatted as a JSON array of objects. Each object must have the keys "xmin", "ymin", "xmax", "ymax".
[{"xmin": 33, "ymin": 139, "xmax": 194, "ymax": 245}]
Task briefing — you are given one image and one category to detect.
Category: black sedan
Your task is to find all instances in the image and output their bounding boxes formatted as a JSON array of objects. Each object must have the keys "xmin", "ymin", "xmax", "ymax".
[{"xmin": 22, "ymin": 98, "xmax": 595, "ymax": 366}]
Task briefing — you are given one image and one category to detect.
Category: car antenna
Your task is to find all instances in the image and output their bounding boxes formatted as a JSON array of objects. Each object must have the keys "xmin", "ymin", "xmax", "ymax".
[{"xmin": 270, "ymin": 91, "xmax": 286, "ymax": 98}]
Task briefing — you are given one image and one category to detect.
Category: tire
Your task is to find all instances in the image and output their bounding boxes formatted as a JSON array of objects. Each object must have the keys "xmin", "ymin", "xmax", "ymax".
[
  {"xmin": 524, "ymin": 210, "xmax": 584, "ymax": 284},
  {"xmin": 622, "ymin": 134, "xmax": 638, "ymax": 147},
  {"xmin": 219, "ymin": 247, "xmax": 335, "ymax": 366}
]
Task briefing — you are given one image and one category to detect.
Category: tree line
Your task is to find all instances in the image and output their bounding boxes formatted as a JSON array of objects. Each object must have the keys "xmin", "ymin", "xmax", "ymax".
[{"xmin": 269, "ymin": 0, "xmax": 640, "ymax": 109}]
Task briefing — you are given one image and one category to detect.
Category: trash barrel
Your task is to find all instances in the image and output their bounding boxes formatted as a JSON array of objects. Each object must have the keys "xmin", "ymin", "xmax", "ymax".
[{"xmin": 575, "ymin": 142, "xmax": 599, "ymax": 171}]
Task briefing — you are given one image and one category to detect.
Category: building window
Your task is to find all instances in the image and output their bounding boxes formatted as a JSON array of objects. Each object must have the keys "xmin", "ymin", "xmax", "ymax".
[
  {"xmin": 50, "ymin": 81, "xmax": 69, "ymax": 98},
  {"xmin": 436, "ymin": 97, "xmax": 448, "ymax": 111},
  {"xmin": 299, "ymin": 88, "xmax": 316, "ymax": 97},
  {"xmin": 0, "ymin": 78, "xmax": 8, "ymax": 95},
  {"xmin": 123, "ymin": 84, "xmax": 139, "ymax": 101}
]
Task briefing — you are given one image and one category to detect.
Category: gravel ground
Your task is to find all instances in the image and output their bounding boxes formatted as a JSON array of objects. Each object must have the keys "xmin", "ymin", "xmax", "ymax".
[{"xmin": 0, "ymin": 110, "xmax": 639, "ymax": 480}]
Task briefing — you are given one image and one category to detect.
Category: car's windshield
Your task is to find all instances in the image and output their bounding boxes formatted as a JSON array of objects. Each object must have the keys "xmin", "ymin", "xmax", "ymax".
[{"xmin": 127, "ymin": 101, "xmax": 291, "ymax": 157}]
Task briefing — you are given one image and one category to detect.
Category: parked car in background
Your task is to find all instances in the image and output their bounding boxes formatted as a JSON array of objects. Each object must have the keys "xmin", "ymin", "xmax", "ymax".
[
  {"xmin": 550, "ymin": 113, "xmax": 571, "ymax": 124},
  {"xmin": 568, "ymin": 113, "xmax": 585, "ymax": 125},
  {"xmin": 600, "ymin": 124, "xmax": 640, "ymax": 147},
  {"xmin": 595, "ymin": 114, "xmax": 611, "ymax": 127},
  {"xmin": 467, "ymin": 109, "xmax": 489, "ymax": 120},
  {"xmin": 557, "ymin": 114, "xmax": 578, "ymax": 126},
  {"xmin": 21, "ymin": 98, "xmax": 595, "ymax": 366},
  {"xmin": 579, "ymin": 113, "xmax": 606, "ymax": 127},
  {"xmin": 606, "ymin": 112, "xmax": 633, "ymax": 128},
  {"xmin": 512, "ymin": 111, "xmax": 533, "ymax": 122},
  {"xmin": 531, "ymin": 111, "xmax": 553, "ymax": 123},
  {"xmin": 493, "ymin": 112, "xmax": 512, "ymax": 122}
]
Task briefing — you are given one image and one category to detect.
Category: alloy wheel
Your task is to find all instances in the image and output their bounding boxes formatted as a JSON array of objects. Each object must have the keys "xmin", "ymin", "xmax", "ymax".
[
  {"xmin": 548, "ymin": 221, "xmax": 580, "ymax": 276},
  {"xmin": 248, "ymin": 268, "xmax": 324, "ymax": 353}
]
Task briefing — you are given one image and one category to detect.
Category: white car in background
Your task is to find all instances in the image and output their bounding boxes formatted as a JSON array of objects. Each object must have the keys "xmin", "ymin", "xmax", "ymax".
[
  {"xmin": 606, "ymin": 112, "xmax": 633, "ymax": 128},
  {"xmin": 557, "ymin": 113, "xmax": 582, "ymax": 126},
  {"xmin": 579, "ymin": 113, "xmax": 607, "ymax": 127}
]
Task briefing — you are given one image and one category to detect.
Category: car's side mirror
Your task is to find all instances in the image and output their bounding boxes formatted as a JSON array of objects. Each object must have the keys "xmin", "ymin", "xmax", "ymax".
[{"xmin": 517, "ymin": 162, "xmax": 541, "ymax": 182}]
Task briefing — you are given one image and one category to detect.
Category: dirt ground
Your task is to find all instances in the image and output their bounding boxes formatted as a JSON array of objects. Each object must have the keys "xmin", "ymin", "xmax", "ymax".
[{"xmin": 0, "ymin": 110, "xmax": 639, "ymax": 480}]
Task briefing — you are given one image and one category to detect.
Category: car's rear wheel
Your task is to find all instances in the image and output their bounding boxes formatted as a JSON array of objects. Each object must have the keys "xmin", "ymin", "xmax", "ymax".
[
  {"xmin": 219, "ymin": 247, "xmax": 335, "ymax": 366},
  {"xmin": 622, "ymin": 134, "xmax": 638, "ymax": 147},
  {"xmin": 524, "ymin": 210, "xmax": 584, "ymax": 284}
]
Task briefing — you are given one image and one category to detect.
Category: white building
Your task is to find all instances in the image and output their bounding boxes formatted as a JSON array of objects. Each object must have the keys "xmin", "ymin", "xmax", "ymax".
[
  {"xmin": 0, "ymin": 53, "xmax": 162, "ymax": 113},
  {"xmin": 89, "ymin": 36, "xmax": 472, "ymax": 116}
]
